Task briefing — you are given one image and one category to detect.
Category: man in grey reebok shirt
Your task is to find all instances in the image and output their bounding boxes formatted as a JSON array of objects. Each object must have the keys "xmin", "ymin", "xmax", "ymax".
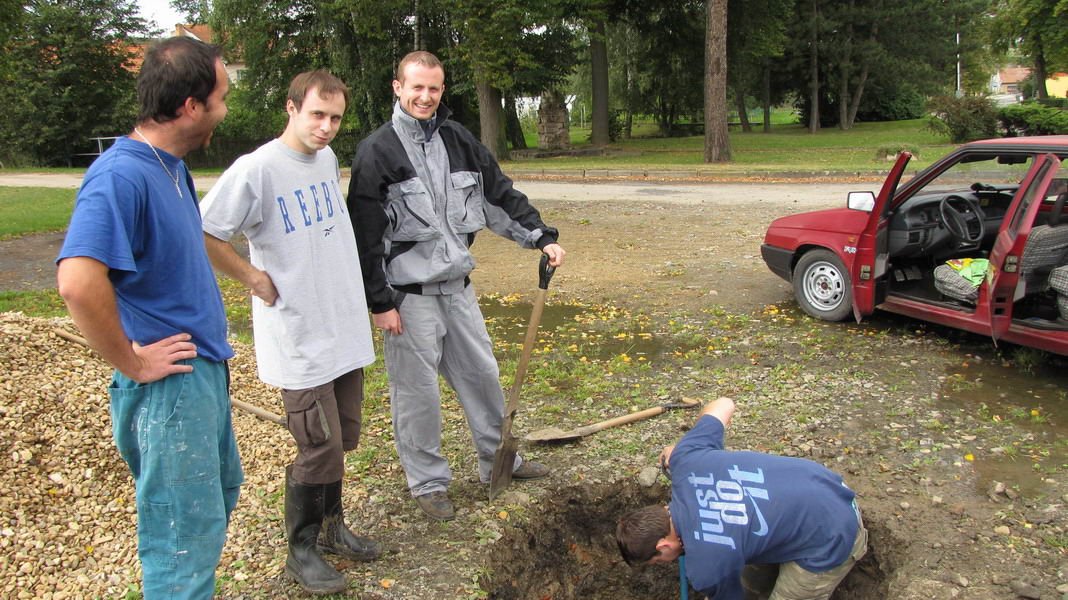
[{"xmin": 201, "ymin": 70, "xmax": 379, "ymax": 595}]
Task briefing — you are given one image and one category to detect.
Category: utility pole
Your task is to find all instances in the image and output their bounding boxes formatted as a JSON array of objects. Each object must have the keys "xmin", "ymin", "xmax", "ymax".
[{"xmin": 955, "ymin": 32, "xmax": 962, "ymax": 97}]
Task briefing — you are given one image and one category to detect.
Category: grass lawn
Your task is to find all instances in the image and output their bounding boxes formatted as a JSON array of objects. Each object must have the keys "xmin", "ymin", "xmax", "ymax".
[
  {"xmin": 510, "ymin": 117, "xmax": 952, "ymax": 173},
  {"xmin": 0, "ymin": 187, "xmax": 76, "ymax": 239},
  {"xmin": 0, "ymin": 114, "xmax": 954, "ymax": 318},
  {"xmin": 0, "ymin": 289, "xmax": 66, "ymax": 317}
]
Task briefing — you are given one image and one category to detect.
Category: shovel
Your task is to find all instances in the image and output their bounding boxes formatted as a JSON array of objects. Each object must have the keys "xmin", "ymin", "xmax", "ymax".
[
  {"xmin": 524, "ymin": 397, "xmax": 701, "ymax": 443},
  {"xmin": 488, "ymin": 254, "xmax": 556, "ymax": 500}
]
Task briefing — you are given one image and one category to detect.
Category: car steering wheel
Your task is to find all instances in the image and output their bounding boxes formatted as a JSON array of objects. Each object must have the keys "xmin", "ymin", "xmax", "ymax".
[{"xmin": 939, "ymin": 194, "xmax": 986, "ymax": 245}]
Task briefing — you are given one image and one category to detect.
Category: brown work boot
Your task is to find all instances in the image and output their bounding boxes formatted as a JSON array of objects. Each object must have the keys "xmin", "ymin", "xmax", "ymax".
[
  {"xmin": 415, "ymin": 490, "xmax": 455, "ymax": 521},
  {"xmin": 512, "ymin": 460, "xmax": 550, "ymax": 479}
]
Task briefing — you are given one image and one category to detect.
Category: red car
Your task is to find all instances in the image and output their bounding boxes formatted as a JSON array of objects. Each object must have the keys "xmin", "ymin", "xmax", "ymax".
[{"xmin": 761, "ymin": 136, "xmax": 1068, "ymax": 356}]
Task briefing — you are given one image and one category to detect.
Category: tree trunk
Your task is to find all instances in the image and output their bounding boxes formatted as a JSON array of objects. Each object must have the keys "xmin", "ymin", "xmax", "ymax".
[
  {"xmin": 846, "ymin": 25, "xmax": 876, "ymax": 129},
  {"xmin": 476, "ymin": 79, "xmax": 508, "ymax": 160},
  {"xmin": 734, "ymin": 87, "xmax": 751, "ymax": 133},
  {"xmin": 846, "ymin": 63, "xmax": 869, "ymax": 128},
  {"xmin": 762, "ymin": 60, "xmax": 772, "ymax": 133},
  {"xmin": 413, "ymin": 0, "xmax": 421, "ymax": 50},
  {"xmin": 1034, "ymin": 43, "xmax": 1049, "ymax": 99},
  {"xmin": 623, "ymin": 43, "xmax": 635, "ymax": 139},
  {"xmin": 838, "ymin": 72, "xmax": 850, "ymax": 130},
  {"xmin": 589, "ymin": 18, "xmax": 610, "ymax": 146},
  {"xmin": 504, "ymin": 94, "xmax": 526, "ymax": 150},
  {"xmin": 837, "ymin": 3, "xmax": 853, "ymax": 130},
  {"xmin": 704, "ymin": 0, "xmax": 730, "ymax": 162},
  {"xmin": 808, "ymin": 0, "xmax": 820, "ymax": 134}
]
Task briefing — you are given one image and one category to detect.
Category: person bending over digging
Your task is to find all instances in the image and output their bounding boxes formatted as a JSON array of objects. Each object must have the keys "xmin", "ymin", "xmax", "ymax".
[{"xmin": 616, "ymin": 397, "xmax": 868, "ymax": 600}]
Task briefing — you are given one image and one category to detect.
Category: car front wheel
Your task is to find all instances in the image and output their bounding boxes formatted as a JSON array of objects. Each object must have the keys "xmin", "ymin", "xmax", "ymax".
[{"xmin": 792, "ymin": 249, "xmax": 853, "ymax": 321}]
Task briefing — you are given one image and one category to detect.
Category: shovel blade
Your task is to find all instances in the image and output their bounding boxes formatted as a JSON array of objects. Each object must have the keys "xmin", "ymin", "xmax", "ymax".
[{"xmin": 488, "ymin": 434, "xmax": 518, "ymax": 500}]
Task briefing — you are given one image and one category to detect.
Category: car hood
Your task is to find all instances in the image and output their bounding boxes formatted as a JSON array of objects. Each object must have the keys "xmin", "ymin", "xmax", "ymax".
[{"xmin": 766, "ymin": 207, "xmax": 869, "ymax": 235}]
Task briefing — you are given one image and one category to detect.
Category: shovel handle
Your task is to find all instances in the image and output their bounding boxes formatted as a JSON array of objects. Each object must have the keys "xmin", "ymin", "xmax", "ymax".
[
  {"xmin": 539, "ymin": 253, "xmax": 556, "ymax": 290},
  {"xmin": 577, "ymin": 405, "xmax": 668, "ymax": 435},
  {"xmin": 52, "ymin": 326, "xmax": 287, "ymax": 427},
  {"xmin": 575, "ymin": 397, "xmax": 700, "ymax": 436}
]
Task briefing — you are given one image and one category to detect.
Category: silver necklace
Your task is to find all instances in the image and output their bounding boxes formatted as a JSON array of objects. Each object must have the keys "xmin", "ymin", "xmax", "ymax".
[{"xmin": 134, "ymin": 127, "xmax": 183, "ymax": 199}]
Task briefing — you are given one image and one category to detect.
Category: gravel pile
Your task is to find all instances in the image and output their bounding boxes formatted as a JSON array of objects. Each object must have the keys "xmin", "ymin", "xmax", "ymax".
[
  {"xmin": 5, "ymin": 308, "xmax": 1066, "ymax": 600},
  {"xmin": 0, "ymin": 312, "xmax": 300, "ymax": 599},
  {"xmin": 0, "ymin": 312, "xmax": 564, "ymax": 600}
]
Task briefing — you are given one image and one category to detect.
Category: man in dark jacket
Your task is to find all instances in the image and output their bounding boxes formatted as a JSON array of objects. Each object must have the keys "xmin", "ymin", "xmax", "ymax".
[{"xmin": 347, "ymin": 50, "xmax": 565, "ymax": 521}]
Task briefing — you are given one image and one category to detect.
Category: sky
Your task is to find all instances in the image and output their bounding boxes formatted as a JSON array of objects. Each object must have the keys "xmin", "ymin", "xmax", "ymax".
[{"xmin": 136, "ymin": 0, "xmax": 185, "ymax": 31}]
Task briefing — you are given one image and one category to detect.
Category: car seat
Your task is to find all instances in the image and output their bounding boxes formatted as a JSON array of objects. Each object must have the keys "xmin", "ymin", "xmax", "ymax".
[
  {"xmin": 933, "ymin": 262, "xmax": 982, "ymax": 303},
  {"xmin": 1049, "ymin": 265, "xmax": 1068, "ymax": 321},
  {"xmin": 1015, "ymin": 191, "xmax": 1068, "ymax": 299}
]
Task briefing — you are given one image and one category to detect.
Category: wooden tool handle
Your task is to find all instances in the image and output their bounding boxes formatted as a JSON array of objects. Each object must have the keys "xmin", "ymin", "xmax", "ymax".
[
  {"xmin": 576, "ymin": 405, "xmax": 666, "ymax": 436},
  {"xmin": 52, "ymin": 327, "xmax": 286, "ymax": 427}
]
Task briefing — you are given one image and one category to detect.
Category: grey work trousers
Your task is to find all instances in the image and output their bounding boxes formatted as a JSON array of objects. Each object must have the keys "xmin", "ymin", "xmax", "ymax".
[{"xmin": 385, "ymin": 285, "xmax": 521, "ymax": 497}]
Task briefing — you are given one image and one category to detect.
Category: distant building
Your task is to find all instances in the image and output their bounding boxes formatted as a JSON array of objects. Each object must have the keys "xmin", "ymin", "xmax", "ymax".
[
  {"xmin": 121, "ymin": 25, "xmax": 244, "ymax": 80},
  {"xmin": 1048, "ymin": 73, "xmax": 1068, "ymax": 98},
  {"xmin": 173, "ymin": 24, "xmax": 245, "ymax": 81},
  {"xmin": 990, "ymin": 65, "xmax": 1031, "ymax": 96},
  {"xmin": 988, "ymin": 66, "xmax": 1068, "ymax": 102}
]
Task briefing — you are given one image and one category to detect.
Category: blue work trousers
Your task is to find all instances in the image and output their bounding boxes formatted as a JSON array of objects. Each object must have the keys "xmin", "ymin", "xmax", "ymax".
[{"xmin": 109, "ymin": 358, "xmax": 244, "ymax": 599}]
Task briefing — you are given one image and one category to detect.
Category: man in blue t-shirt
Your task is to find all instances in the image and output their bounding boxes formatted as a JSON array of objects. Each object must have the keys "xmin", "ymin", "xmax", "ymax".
[
  {"xmin": 56, "ymin": 37, "xmax": 242, "ymax": 600},
  {"xmin": 616, "ymin": 398, "xmax": 868, "ymax": 600}
]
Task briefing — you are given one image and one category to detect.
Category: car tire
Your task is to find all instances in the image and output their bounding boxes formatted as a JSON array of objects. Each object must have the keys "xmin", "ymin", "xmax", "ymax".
[{"xmin": 792, "ymin": 249, "xmax": 853, "ymax": 322}]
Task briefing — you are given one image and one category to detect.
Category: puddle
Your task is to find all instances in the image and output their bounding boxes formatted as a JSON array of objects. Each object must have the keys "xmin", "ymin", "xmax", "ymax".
[
  {"xmin": 636, "ymin": 188, "xmax": 683, "ymax": 196},
  {"xmin": 937, "ymin": 358, "xmax": 1067, "ymax": 496},
  {"xmin": 480, "ymin": 298, "xmax": 671, "ymax": 362},
  {"xmin": 483, "ymin": 480, "xmax": 890, "ymax": 599},
  {"xmin": 227, "ymin": 295, "xmax": 679, "ymax": 365}
]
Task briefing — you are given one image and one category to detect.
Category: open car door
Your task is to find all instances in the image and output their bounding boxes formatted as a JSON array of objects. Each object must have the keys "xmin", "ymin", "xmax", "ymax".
[
  {"xmin": 852, "ymin": 152, "xmax": 912, "ymax": 321},
  {"xmin": 986, "ymin": 154, "xmax": 1062, "ymax": 343}
]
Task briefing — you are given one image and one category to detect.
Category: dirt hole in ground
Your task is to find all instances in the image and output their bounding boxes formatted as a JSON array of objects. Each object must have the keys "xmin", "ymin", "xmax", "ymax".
[{"xmin": 484, "ymin": 480, "xmax": 897, "ymax": 599}]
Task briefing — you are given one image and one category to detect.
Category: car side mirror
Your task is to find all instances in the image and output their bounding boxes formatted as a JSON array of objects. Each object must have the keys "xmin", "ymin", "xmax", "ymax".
[{"xmin": 847, "ymin": 191, "xmax": 876, "ymax": 212}]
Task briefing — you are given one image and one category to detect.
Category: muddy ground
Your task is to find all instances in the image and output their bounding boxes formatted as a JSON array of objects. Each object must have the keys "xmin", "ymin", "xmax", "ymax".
[{"xmin": 2, "ymin": 176, "xmax": 1066, "ymax": 599}]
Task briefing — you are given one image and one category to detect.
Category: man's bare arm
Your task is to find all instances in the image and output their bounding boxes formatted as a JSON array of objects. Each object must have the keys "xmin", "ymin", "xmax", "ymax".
[
  {"xmin": 204, "ymin": 234, "xmax": 278, "ymax": 305},
  {"xmin": 701, "ymin": 397, "xmax": 735, "ymax": 428},
  {"xmin": 56, "ymin": 257, "xmax": 196, "ymax": 383}
]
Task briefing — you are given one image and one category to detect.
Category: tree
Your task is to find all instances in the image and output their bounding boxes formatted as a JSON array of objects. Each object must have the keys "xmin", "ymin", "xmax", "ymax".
[
  {"xmin": 0, "ymin": 0, "xmax": 20, "ymax": 44},
  {"xmin": 210, "ymin": 0, "xmax": 332, "ymax": 119},
  {"xmin": 0, "ymin": 0, "xmax": 149, "ymax": 166},
  {"xmin": 171, "ymin": 0, "xmax": 209, "ymax": 24},
  {"xmin": 725, "ymin": 0, "xmax": 793, "ymax": 132},
  {"xmin": 805, "ymin": 0, "xmax": 822, "ymax": 132},
  {"xmin": 622, "ymin": 0, "xmax": 704, "ymax": 136},
  {"xmin": 989, "ymin": 0, "xmax": 1068, "ymax": 98},
  {"xmin": 447, "ymin": 0, "xmax": 578, "ymax": 159},
  {"xmin": 606, "ymin": 21, "xmax": 642, "ymax": 138},
  {"xmin": 588, "ymin": 17, "xmax": 610, "ymax": 146},
  {"xmin": 776, "ymin": 0, "xmax": 991, "ymax": 131},
  {"xmin": 704, "ymin": 0, "xmax": 729, "ymax": 161},
  {"xmin": 574, "ymin": 0, "xmax": 622, "ymax": 147},
  {"xmin": 329, "ymin": 0, "xmax": 422, "ymax": 136}
]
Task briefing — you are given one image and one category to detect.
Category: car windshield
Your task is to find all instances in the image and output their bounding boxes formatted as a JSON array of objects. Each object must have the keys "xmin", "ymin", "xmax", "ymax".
[{"xmin": 900, "ymin": 153, "xmax": 1035, "ymax": 195}]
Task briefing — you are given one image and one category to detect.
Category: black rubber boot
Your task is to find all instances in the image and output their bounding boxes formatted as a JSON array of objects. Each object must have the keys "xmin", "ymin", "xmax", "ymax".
[
  {"xmin": 285, "ymin": 467, "xmax": 347, "ymax": 595},
  {"xmin": 318, "ymin": 479, "xmax": 382, "ymax": 562}
]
